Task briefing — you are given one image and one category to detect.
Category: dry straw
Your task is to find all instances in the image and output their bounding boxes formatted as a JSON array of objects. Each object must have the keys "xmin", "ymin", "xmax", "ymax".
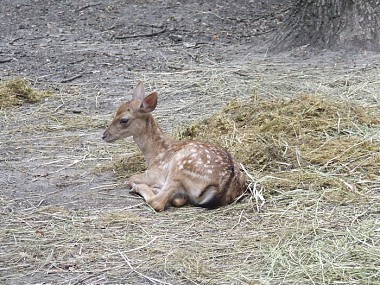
[
  {"xmin": 0, "ymin": 78, "xmax": 52, "ymax": 108},
  {"xmin": 110, "ymin": 92, "xmax": 380, "ymax": 206},
  {"xmin": 86, "ymin": 91, "xmax": 380, "ymax": 284},
  {"xmin": 1, "ymin": 58, "xmax": 380, "ymax": 285}
]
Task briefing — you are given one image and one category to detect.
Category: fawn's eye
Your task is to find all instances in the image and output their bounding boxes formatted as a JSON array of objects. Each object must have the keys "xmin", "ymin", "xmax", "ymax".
[{"xmin": 120, "ymin": 118, "xmax": 129, "ymax": 125}]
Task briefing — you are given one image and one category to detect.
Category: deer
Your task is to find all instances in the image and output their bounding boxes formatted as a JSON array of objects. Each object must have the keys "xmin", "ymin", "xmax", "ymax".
[{"xmin": 102, "ymin": 81, "xmax": 246, "ymax": 211}]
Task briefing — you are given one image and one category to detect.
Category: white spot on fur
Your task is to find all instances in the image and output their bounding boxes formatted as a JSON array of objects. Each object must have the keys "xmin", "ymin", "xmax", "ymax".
[{"xmin": 184, "ymin": 169, "xmax": 208, "ymax": 181}]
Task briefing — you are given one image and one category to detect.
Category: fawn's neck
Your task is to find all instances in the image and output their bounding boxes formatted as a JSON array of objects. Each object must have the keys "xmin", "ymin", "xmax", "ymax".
[{"xmin": 133, "ymin": 114, "xmax": 173, "ymax": 166}]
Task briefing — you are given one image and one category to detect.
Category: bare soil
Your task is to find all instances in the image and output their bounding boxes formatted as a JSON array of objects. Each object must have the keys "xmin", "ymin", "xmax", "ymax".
[
  {"xmin": 1, "ymin": 1, "xmax": 379, "ymax": 285},
  {"xmin": 0, "ymin": 0, "xmax": 293, "ymax": 210}
]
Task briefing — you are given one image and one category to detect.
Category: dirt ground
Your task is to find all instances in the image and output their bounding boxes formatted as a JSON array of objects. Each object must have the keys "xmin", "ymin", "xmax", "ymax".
[
  {"xmin": 1, "ymin": 1, "xmax": 379, "ymax": 285},
  {"xmin": 0, "ymin": 0, "xmax": 295, "ymax": 209}
]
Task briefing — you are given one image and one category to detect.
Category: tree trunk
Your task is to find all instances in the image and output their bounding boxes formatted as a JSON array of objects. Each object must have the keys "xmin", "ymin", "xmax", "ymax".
[{"xmin": 270, "ymin": 0, "xmax": 380, "ymax": 52}]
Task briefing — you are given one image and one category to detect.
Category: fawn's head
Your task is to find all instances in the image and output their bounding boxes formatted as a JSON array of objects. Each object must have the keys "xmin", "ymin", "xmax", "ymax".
[{"xmin": 102, "ymin": 81, "xmax": 158, "ymax": 142}]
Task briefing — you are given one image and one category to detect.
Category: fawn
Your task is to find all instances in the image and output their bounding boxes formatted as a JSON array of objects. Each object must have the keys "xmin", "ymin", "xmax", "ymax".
[{"xmin": 102, "ymin": 82, "xmax": 246, "ymax": 211}]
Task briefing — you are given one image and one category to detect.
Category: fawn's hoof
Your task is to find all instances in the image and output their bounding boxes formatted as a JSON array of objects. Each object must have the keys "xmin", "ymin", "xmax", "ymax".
[
  {"xmin": 129, "ymin": 182, "xmax": 140, "ymax": 194},
  {"xmin": 148, "ymin": 200, "xmax": 166, "ymax": 212}
]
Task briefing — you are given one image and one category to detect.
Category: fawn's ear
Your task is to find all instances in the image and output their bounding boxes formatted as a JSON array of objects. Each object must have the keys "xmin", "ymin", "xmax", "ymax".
[
  {"xmin": 140, "ymin": 91, "xmax": 158, "ymax": 113},
  {"xmin": 132, "ymin": 81, "xmax": 145, "ymax": 101}
]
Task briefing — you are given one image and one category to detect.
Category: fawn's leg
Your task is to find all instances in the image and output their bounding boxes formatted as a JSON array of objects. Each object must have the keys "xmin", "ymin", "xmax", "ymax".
[
  {"xmin": 129, "ymin": 171, "xmax": 182, "ymax": 211},
  {"xmin": 132, "ymin": 180, "xmax": 187, "ymax": 210},
  {"xmin": 146, "ymin": 181, "xmax": 183, "ymax": 211},
  {"xmin": 128, "ymin": 173, "xmax": 148, "ymax": 188},
  {"xmin": 131, "ymin": 182, "xmax": 175, "ymax": 211},
  {"xmin": 130, "ymin": 182, "xmax": 158, "ymax": 203},
  {"xmin": 128, "ymin": 172, "xmax": 162, "ymax": 189},
  {"xmin": 128, "ymin": 171, "xmax": 158, "ymax": 192}
]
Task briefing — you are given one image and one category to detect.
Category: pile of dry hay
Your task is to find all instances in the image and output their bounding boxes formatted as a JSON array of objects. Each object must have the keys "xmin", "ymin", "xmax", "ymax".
[
  {"xmin": 2, "ymin": 82, "xmax": 379, "ymax": 284},
  {"xmin": 111, "ymin": 93, "xmax": 380, "ymax": 204},
  {"xmin": 0, "ymin": 78, "xmax": 52, "ymax": 108}
]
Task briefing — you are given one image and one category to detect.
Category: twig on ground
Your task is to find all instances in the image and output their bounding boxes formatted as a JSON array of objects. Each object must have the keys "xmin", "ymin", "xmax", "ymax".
[
  {"xmin": 76, "ymin": 2, "xmax": 102, "ymax": 13},
  {"xmin": 0, "ymin": 58, "xmax": 13, "ymax": 64},
  {"xmin": 60, "ymin": 74, "xmax": 83, "ymax": 83},
  {"xmin": 114, "ymin": 27, "xmax": 167, "ymax": 39}
]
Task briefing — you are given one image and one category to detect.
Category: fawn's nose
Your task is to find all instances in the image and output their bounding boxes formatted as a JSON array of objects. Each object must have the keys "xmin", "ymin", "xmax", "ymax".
[{"xmin": 102, "ymin": 130, "xmax": 116, "ymax": 142}]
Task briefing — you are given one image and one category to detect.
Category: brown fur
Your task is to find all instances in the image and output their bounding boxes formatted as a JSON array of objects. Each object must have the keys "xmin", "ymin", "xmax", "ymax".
[{"xmin": 102, "ymin": 82, "xmax": 246, "ymax": 211}]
